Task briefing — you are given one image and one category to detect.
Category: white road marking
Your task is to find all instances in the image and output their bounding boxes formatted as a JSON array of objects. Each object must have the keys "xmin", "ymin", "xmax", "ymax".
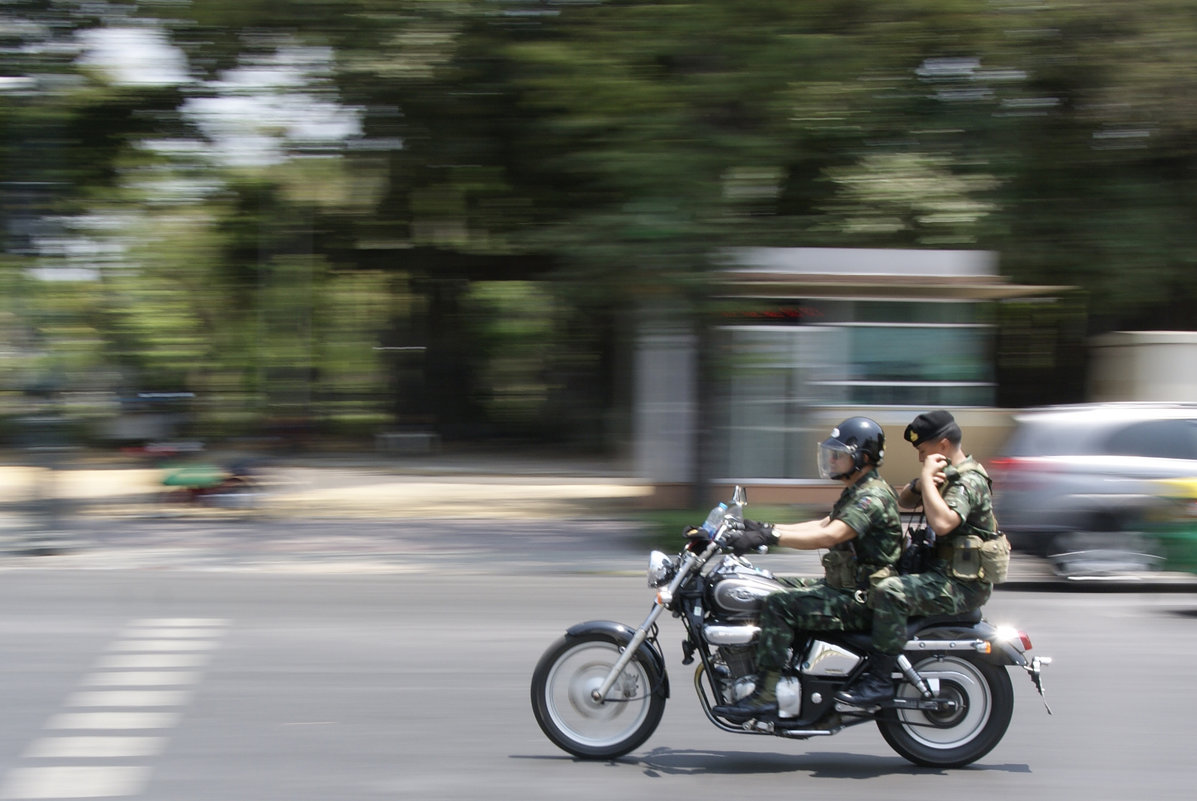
[
  {"xmin": 84, "ymin": 671, "xmax": 201, "ymax": 687},
  {"xmin": 0, "ymin": 617, "xmax": 229, "ymax": 800},
  {"xmin": 106, "ymin": 639, "xmax": 218, "ymax": 652},
  {"xmin": 117, "ymin": 628, "xmax": 224, "ymax": 639},
  {"xmin": 48, "ymin": 712, "xmax": 181, "ymax": 731},
  {"xmin": 0, "ymin": 766, "xmax": 150, "ymax": 799},
  {"xmin": 125, "ymin": 618, "xmax": 227, "ymax": 628},
  {"xmin": 95, "ymin": 653, "xmax": 210, "ymax": 669},
  {"xmin": 22, "ymin": 737, "xmax": 166, "ymax": 759},
  {"xmin": 67, "ymin": 690, "xmax": 192, "ymax": 708}
]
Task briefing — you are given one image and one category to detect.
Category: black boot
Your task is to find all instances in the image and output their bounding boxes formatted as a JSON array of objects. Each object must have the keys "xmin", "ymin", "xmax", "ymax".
[
  {"xmin": 835, "ymin": 654, "xmax": 898, "ymax": 706},
  {"xmin": 714, "ymin": 671, "xmax": 780, "ymax": 721}
]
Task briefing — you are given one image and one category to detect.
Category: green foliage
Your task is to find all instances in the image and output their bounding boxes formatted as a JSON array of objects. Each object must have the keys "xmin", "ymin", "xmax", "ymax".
[{"xmin": 5, "ymin": 0, "xmax": 1197, "ymax": 439}]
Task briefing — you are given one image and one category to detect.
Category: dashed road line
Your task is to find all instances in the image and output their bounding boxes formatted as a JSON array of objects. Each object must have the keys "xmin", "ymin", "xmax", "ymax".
[
  {"xmin": 0, "ymin": 617, "xmax": 228, "ymax": 800},
  {"xmin": 23, "ymin": 738, "xmax": 166, "ymax": 760},
  {"xmin": 83, "ymin": 671, "xmax": 202, "ymax": 687},
  {"xmin": 48, "ymin": 712, "xmax": 182, "ymax": 731},
  {"xmin": 66, "ymin": 691, "xmax": 193, "ymax": 708},
  {"xmin": 107, "ymin": 639, "xmax": 216, "ymax": 652},
  {"xmin": 94, "ymin": 654, "xmax": 210, "ymax": 670},
  {"xmin": 1, "ymin": 766, "xmax": 151, "ymax": 800},
  {"xmin": 117, "ymin": 628, "xmax": 223, "ymax": 639}
]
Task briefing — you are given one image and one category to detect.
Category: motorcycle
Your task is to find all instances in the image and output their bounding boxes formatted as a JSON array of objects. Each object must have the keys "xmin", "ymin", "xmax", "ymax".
[
  {"xmin": 160, "ymin": 458, "xmax": 259, "ymax": 509},
  {"xmin": 530, "ymin": 486, "xmax": 1051, "ymax": 767}
]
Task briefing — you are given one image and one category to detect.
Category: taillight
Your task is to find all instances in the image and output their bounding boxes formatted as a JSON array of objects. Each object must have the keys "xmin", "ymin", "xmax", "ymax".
[
  {"xmin": 995, "ymin": 625, "xmax": 1034, "ymax": 652},
  {"xmin": 990, "ymin": 457, "xmax": 1057, "ymax": 490}
]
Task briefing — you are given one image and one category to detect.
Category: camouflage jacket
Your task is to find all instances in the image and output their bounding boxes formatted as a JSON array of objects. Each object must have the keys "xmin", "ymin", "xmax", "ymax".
[
  {"xmin": 937, "ymin": 457, "xmax": 998, "ymax": 544},
  {"xmin": 828, "ymin": 469, "xmax": 903, "ymax": 571}
]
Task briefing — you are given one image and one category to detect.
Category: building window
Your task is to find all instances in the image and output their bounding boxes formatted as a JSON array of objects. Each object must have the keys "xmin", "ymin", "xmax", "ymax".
[{"xmin": 715, "ymin": 299, "xmax": 994, "ymax": 478}]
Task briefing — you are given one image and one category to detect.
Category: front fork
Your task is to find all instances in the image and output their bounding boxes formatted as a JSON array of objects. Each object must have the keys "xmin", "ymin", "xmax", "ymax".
[
  {"xmin": 590, "ymin": 602, "xmax": 667, "ymax": 703},
  {"xmin": 591, "ymin": 545, "xmax": 706, "ymax": 703}
]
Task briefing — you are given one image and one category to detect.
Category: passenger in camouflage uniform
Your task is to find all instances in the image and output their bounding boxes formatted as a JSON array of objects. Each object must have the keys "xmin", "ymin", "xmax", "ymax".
[
  {"xmin": 713, "ymin": 417, "xmax": 903, "ymax": 721},
  {"xmin": 835, "ymin": 409, "xmax": 998, "ymax": 707}
]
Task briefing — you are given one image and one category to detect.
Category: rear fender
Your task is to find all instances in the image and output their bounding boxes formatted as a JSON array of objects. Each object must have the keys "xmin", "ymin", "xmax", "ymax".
[
  {"xmin": 974, "ymin": 620, "xmax": 1031, "ymax": 667},
  {"xmin": 565, "ymin": 620, "xmax": 670, "ymax": 699},
  {"xmin": 913, "ymin": 620, "xmax": 1029, "ymax": 667}
]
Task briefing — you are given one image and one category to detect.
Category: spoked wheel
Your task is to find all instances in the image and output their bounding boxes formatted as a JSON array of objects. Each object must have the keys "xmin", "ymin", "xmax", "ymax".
[
  {"xmin": 877, "ymin": 654, "xmax": 1014, "ymax": 768},
  {"xmin": 530, "ymin": 633, "xmax": 666, "ymax": 759}
]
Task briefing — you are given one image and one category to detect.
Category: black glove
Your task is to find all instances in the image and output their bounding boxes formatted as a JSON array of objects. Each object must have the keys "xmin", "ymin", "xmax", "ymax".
[
  {"xmin": 684, "ymin": 525, "xmax": 713, "ymax": 553},
  {"xmin": 744, "ymin": 519, "xmax": 773, "ymax": 534},
  {"xmin": 726, "ymin": 524, "xmax": 778, "ymax": 555}
]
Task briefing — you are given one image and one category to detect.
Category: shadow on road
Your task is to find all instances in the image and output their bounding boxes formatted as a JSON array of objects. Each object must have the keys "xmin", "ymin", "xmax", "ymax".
[{"xmin": 511, "ymin": 747, "xmax": 1031, "ymax": 777}]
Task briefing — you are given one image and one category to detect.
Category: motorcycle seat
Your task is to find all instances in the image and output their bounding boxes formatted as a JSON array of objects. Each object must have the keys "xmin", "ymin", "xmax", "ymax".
[
  {"xmin": 832, "ymin": 608, "xmax": 984, "ymax": 652},
  {"xmin": 907, "ymin": 608, "xmax": 983, "ymax": 632}
]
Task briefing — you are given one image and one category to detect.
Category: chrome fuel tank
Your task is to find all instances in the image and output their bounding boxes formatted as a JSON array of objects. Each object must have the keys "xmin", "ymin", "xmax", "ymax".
[{"xmin": 707, "ymin": 559, "xmax": 786, "ymax": 621}]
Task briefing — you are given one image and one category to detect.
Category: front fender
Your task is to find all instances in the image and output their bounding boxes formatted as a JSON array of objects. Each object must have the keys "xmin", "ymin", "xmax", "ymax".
[{"xmin": 565, "ymin": 620, "xmax": 670, "ymax": 699}]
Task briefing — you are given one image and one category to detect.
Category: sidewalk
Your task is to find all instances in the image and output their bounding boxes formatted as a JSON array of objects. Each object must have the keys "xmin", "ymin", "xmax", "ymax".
[
  {"xmin": 1, "ymin": 452, "xmax": 1194, "ymax": 587},
  {"xmin": 0, "ymin": 452, "xmax": 649, "ymax": 519},
  {"xmin": 0, "ymin": 452, "xmax": 658, "ymax": 574}
]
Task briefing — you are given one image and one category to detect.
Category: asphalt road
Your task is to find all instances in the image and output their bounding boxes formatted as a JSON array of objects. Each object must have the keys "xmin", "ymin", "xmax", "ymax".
[{"xmin": 1, "ymin": 569, "xmax": 1195, "ymax": 801}]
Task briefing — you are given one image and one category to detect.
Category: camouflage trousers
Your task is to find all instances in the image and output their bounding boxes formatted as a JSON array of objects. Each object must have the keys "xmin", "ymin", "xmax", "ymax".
[
  {"xmin": 753, "ymin": 577, "xmax": 873, "ymax": 672},
  {"xmin": 868, "ymin": 568, "xmax": 992, "ymax": 655}
]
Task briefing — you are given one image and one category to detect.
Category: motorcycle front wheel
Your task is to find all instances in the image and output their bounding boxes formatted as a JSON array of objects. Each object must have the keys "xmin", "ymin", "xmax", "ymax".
[
  {"xmin": 530, "ymin": 632, "xmax": 666, "ymax": 759},
  {"xmin": 876, "ymin": 654, "xmax": 1014, "ymax": 768}
]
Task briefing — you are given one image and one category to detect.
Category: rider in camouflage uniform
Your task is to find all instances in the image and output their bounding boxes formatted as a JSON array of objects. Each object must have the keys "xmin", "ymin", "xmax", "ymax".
[
  {"xmin": 713, "ymin": 417, "xmax": 903, "ymax": 721},
  {"xmin": 835, "ymin": 409, "xmax": 998, "ymax": 706}
]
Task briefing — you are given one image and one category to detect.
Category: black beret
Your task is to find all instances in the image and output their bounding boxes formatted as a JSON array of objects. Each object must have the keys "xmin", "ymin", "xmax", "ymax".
[{"xmin": 904, "ymin": 410, "xmax": 958, "ymax": 445}]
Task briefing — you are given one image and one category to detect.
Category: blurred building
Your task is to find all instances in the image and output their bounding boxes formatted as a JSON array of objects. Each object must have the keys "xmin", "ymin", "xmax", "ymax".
[
  {"xmin": 635, "ymin": 247, "xmax": 1067, "ymax": 507},
  {"xmin": 1090, "ymin": 331, "xmax": 1197, "ymax": 403}
]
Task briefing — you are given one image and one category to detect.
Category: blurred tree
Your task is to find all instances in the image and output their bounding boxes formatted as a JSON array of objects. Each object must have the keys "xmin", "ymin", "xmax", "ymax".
[
  {"xmin": 986, "ymin": 0, "xmax": 1197, "ymax": 332},
  {"xmin": 7, "ymin": 0, "xmax": 1197, "ymax": 450}
]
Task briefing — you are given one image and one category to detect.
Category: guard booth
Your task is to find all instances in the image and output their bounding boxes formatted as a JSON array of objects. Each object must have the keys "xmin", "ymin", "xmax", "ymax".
[{"xmin": 634, "ymin": 247, "xmax": 1066, "ymax": 508}]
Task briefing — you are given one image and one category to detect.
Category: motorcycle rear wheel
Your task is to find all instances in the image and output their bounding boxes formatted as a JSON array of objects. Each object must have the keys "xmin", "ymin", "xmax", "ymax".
[
  {"xmin": 530, "ymin": 632, "xmax": 666, "ymax": 759},
  {"xmin": 876, "ymin": 654, "xmax": 1014, "ymax": 768}
]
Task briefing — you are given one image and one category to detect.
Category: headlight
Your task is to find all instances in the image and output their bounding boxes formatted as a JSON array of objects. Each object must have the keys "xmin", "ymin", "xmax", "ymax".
[{"xmin": 647, "ymin": 550, "xmax": 677, "ymax": 588}]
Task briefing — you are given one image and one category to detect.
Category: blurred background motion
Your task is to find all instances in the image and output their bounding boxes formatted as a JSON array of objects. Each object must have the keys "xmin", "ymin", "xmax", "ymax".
[{"xmin": 3, "ymin": 0, "xmax": 1197, "ymax": 575}]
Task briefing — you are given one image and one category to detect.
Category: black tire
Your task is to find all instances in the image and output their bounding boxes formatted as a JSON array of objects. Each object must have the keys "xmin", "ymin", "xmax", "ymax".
[
  {"xmin": 877, "ymin": 654, "xmax": 1014, "ymax": 768},
  {"xmin": 530, "ymin": 632, "xmax": 666, "ymax": 759}
]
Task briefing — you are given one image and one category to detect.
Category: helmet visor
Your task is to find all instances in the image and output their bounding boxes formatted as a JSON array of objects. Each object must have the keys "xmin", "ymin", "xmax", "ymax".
[{"xmin": 818, "ymin": 440, "xmax": 855, "ymax": 480}]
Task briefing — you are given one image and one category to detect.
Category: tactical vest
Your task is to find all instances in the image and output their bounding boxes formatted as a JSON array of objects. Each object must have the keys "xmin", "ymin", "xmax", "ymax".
[
  {"xmin": 823, "ymin": 471, "xmax": 902, "ymax": 590},
  {"xmin": 932, "ymin": 459, "xmax": 1010, "ymax": 584},
  {"xmin": 934, "ymin": 458, "xmax": 999, "ymax": 547}
]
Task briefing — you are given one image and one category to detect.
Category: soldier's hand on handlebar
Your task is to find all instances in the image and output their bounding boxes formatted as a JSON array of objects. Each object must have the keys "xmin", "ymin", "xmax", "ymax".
[
  {"xmin": 726, "ymin": 524, "xmax": 778, "ymax": 554},
  {"xmin": 684, "ymin": 525, "xmax": 713, "ymax": 552}
]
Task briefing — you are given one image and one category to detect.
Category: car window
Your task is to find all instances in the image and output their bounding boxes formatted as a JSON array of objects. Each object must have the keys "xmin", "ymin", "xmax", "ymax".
[
  {"xmin": 1004, "ymin": 421, "xmax": 1099, "ymax": 457},
  {"xmin": 1104, "ymin": 419, "xmax": 1197, "ymax": 461}
]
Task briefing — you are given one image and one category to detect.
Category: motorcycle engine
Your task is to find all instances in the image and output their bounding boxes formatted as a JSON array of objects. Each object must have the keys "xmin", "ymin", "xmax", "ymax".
[
  {"xmin": 718, "ymin": 643, "xmax": 756, "ymax": 680},
  {"xmin": 703, "ymin": 558, "xmax": 803, "ymax": 709},
  {"xmin": 714, "ymin": 644, "xmax": 759, "ymax": 700}
]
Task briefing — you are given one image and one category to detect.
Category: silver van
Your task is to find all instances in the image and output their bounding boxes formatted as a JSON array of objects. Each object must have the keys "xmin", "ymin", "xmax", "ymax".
[{"xmin": 991, "ymin": 404, "xmax": 1197, "ymax": 576}]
